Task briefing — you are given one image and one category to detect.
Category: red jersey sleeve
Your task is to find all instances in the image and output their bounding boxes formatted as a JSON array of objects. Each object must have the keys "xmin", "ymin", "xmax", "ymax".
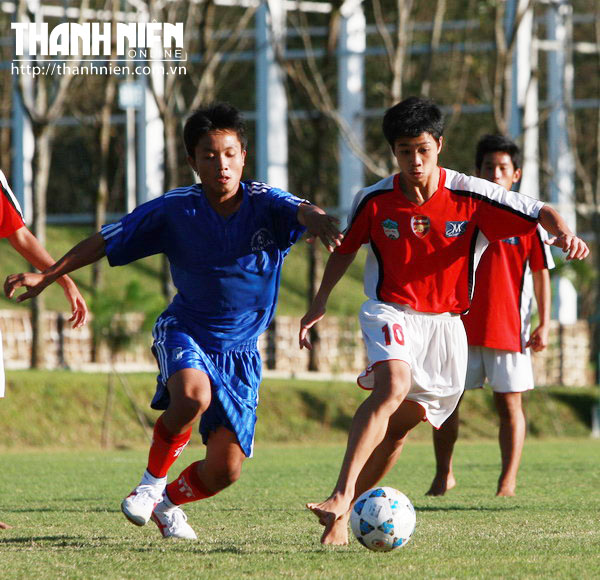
[
  {"xmin": 475, "ymin": 202, "xmax": 537, "ymax": 243},
  {"xmin": 0, "ymin": 171, "xmax": 25, "ymax": 238},
  {"xmin": 444, "ymin": 170, "xmax": 543, "ymax": 243},
  {"xmin": 336, "ymin": 192, "xmax": 372, "ymax": 255}
]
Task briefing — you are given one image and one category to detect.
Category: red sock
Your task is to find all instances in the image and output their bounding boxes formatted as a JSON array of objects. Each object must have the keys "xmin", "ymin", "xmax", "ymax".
[
  {"xmin": 146, "ymin": 416, "xmax": 192, "ymax": 478},
  {"xmin": 165, "ymin": 461, "xmax": 216, "ymax": 506}
]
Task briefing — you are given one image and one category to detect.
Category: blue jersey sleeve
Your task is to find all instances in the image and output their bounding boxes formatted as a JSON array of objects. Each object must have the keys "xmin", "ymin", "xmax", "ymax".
[
  {"xmin": 262, "ymin": 185, "xmax": 307, "ymax": 250},
  {"xmin": 101, "ymin": 196, "xmax": 167, "ymax": 266}
]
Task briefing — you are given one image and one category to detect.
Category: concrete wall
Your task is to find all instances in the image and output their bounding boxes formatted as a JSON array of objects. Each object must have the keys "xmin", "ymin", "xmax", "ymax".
[{"xmin": 0, "ymin": 310, "xmax": 593, "ymax": 386}]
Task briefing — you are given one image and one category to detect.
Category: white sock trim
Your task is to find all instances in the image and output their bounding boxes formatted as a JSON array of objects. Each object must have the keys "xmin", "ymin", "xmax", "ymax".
[{"xmin": 140, "ymin": 470, "xmax": 167, "ymax": 488}]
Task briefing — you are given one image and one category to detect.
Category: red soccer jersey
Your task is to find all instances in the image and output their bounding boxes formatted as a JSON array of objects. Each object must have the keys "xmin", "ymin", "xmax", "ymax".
[
  {"xmin": 337, "ymin": 167, "xmax": 544, "ymax": 314},
  {"xmin": 0, "ymin": 170, "xmax": 24, "ymax": 238},
  {"xmin": 461, "ymin": 225, "xmax": 554, "ymax": 352}
]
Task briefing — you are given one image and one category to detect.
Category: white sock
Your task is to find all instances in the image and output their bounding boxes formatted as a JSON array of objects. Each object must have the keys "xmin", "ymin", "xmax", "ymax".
[{"xmin": 140, "ymin": 470, "xmax": 167, "ymax": 489}]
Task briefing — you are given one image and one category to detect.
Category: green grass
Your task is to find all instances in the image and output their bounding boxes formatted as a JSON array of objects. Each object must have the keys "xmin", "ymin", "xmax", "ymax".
[
  {"xmin": 0, "ymin": 225, "xmax": 366, "ymax": 316},
  {"xmin": 0, "ymin": 440, "xmax": 599, "ymax": 579}
]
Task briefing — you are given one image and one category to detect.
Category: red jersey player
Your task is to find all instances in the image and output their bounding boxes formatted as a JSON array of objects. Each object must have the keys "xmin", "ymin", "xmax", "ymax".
[
  {"xmin": 298, "ymin": 97, "xmax": 589, "ymax": 546},
  {"xmin": 0, "ymin": 169, "xmax": 87, "ymax": 398},
  {"xmin": 426, "ymin": 135, "xmax": 554, "ymax": 498},
  {"xmin": 0, "ymin": 169, "xmax": 87, "ymax": 531}
]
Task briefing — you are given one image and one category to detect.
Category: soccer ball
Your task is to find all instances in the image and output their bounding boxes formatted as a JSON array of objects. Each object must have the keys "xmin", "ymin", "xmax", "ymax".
[{"xmin": 350, "ymin": 487, "xmax": 416, "ymax": 552}]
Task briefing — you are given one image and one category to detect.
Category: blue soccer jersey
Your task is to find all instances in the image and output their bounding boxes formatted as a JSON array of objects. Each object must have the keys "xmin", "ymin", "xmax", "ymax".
[{"xmin": 101, "ymin": 180, "xmax": 307, "ymax": 351}]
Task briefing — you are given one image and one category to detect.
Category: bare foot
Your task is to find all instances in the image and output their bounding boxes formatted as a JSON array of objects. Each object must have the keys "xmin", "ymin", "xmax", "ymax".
[
  {"xmin": 496, "ymin": 485, "xmax": 516, "ymax": 497},
  {"xmin": 0, "ymin": 521, "xmax": 12, "ymax": 529},
  {"xmin": 321, "ymin": 512, "xmax": 350, "ymax": 545},
  {"xmin": 425, "ymin": 473, "xmax": 456, "ymax": 496},
  {"xmin": 307, "ymin": 495, "xmax": 351, "ymax": 545},
  {"xmin": 496, "ymin": 475, "xmax": 516, "ymax": 496}
]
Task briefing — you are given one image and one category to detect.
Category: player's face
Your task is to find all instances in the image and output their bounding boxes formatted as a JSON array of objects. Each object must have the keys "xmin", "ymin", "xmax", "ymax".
[
  {"xmin": 188, "ymin": 130, "xmax": 246, "ymax": 199},
  {"xmin": 392, "ymin": 133, "xmax": 442, "ymax": 186},
  {"xmin": 477, "ymin": 152, "xmax": 521, "ymax": 191}
]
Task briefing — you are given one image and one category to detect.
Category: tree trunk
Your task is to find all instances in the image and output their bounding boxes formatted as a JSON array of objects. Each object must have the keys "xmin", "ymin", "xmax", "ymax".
[
  {"xmin": 30, "ymin": 124, "xmax": 54, "ymax": 368},
  {"xmin": 92, "ymin": 75, "xmax": 117, "ymax": 290},
  {"xmin": 90, "ymin": 75, "xmax": 117, "ymax": 362},
  {"xmin": 161, "ymin": 111, "xmax": 179, "ymax": 301},
  {"xmin": 101, "ymin": 371, "xmax": 115, "ymax": 449},
  {"xmin": 307, "ymin": 242, "xmax": 324, "ymax": 371},
  {"xmin": 307, "ymin": 114, "xmax": 327, "ymax": 371}
]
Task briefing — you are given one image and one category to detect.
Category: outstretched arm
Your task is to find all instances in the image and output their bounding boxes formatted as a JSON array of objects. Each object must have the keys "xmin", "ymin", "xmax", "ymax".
[
  {"xmin": 526, "ymin": 268, "xmax": 551, "ymax": 352},
  {"xmin": 299, "ymin": 250, "xmax": 357, "ymax": 350},
  {"xmin": 6, "ymin": 226, "xmax": 89, "ymax": 327},
  {"xmin": 297, "ymin": 203, "xmax": 344, "ymax": 253},
  {"xmin": 538, "ymin": 205, "xmax": 589, "ymax": 260},
  {"xmin": 5, "ymin": 232, "xmax": 106, "ymax": 306}
]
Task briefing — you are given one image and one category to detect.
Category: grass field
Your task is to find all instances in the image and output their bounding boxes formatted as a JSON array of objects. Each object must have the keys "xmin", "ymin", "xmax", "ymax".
[{"xmin": 1, "ymin": 439, "xmax": 599, "ymax": 579}]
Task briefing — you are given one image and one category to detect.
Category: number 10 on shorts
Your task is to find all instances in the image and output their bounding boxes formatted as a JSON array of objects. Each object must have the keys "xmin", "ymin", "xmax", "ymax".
[{"xmin": 382, "ymin": 323, "xmax": 405, "ymax": 345}]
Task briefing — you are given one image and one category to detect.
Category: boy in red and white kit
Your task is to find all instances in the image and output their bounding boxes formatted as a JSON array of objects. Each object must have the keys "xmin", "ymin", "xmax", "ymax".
[
  {"xmin": 299, "ymin": 98, "xmax": 588, "ymax": 546},
  {"xmin": 0, "ymin": 169, "xmax": 88, "ymax": 397},
  {"xmin": 426, "ymin": 135, "xmax": 554, "ymax": 497},
  {"xmin": 0, "ymin": 169, "xmax": 88, "ymax": 530}
]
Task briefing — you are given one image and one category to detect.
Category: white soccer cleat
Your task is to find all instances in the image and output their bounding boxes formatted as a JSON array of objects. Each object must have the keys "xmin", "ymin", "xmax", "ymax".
[
  {"xmin": 151, "ymin": 505, "xmax": 198, "ymax": 540},
  {"xmin": 121, "ymin": 485, "xmax": 163, "ymax": 526}
]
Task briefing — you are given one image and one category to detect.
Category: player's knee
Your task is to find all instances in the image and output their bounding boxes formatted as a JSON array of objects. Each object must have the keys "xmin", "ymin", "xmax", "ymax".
[
  {"xmin": 379, "ymin": 380, "xmax": 410, "ymax": 410},
  {"xmin": 172, "ymin": 383, "xmax": 211, "ymax": 421},
  {"xmin": 386, "ymin": 434, "xmax": 407, "ymax": 455},
  {"xmin": 495, "ymin": 393, "xmax": 523, "ymax": 422},
  {"xmin": 373, "ymin": 364, "xmax": 410, "ymax": 408},
  {"xmin": 212, "ymin": 462, "xmax": 242, "ymax": 490}
]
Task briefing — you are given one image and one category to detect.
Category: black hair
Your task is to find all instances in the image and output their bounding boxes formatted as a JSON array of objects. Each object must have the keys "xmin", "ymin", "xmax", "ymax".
[
  {"xmin": 475, "ymin": 134, "xmax": 521, "ymax": 171},
  {"xmin": 382, "ymin": 97, "xmax": 444, "ymax": 146},
  {"xmin": 183, "ymin": 102, "xmax": 248, "ymax": 157}
]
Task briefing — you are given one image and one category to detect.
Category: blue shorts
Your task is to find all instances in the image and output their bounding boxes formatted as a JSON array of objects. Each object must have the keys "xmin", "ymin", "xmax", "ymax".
[{"xmin": 151, "ymin": 314, "xmax": 262, "ymax": 457}]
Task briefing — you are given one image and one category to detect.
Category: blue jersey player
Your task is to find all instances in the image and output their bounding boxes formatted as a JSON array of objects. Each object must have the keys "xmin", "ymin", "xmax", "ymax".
[{"xmin": 4, "ymin": 103, "xmax": 343, "ymax": 539}]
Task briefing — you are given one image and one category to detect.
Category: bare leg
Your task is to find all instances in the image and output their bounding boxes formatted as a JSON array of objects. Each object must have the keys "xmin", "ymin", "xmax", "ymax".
[
  {"xmin": 426, "ymin": 401, "xmax": 461, "ymax": 496},
  {"xmin": 197, "ymin": 426, "xmax": 246, "ymax": 493},
  {"xmin": 155, "ymin": 370, "xmax": 246, "ymax": 494},
  {"xmin": 163, "ymin": 368, "xmax": 213, "ymax": 434},
  {"xmin": 307, "ymin": 361, "xmax": 411, "ymax": 537},
  {"xmin": 494, "ymin": 391, "xmax": 526, "ymax": 496},
  {"xmin": 320, "ymin": 400, "xmax": 425, "ymax": 545}
]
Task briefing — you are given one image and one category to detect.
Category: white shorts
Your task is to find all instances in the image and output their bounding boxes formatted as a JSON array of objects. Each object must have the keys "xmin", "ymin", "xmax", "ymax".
[
  {"xmin": 357, "ymin": 300, "xmax": 467, "ymax": 428},
  {"xmin": 465, "ymin": 346, "xmax": 534, "ymax": 393}
]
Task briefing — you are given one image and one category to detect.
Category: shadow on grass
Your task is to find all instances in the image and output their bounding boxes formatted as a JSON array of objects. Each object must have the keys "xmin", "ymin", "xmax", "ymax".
[
  {"xmin": 414, "ymin": 504, "xmax": 519, "ymax": 513},
  {"xmin": 552, "ymin": 392, "xmax": 596, "ymax": 427},
  {"xmin": 2, "ymin": 506, "xmax": 120, "ymax": 514},
  {"xmin": 297, "ymin": 390, "xmax": 355, "ymax": 433},
  {"xmin": 0, "ymin": 535, "xmax": 110, "ymax": 546}
]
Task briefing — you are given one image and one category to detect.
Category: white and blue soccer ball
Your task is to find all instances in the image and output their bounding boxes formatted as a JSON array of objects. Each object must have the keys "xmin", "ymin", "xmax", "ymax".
[{"xmin": 350, "ymin": 487, "xmax": 416, "ymax": 552}]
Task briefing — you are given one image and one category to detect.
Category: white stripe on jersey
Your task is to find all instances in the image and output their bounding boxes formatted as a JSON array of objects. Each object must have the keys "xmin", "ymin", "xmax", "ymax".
[
  {"xmin": 535, "ymin": 225, "xmax": 555, "ymax": 270},
  {"xmin": 520, "ymin": 259, "xmax": 534, "ymax": 348},
  {"xmin": 443, "ymin": 168, "xmax": 544, "ymax": 219},
  {"xmin": 0, "ymin": 170, "xmax": 24, "ymax": 219},
  {"xmin": 165, "ymin": 186, "xmax": 202, "ymax": 199},
  {"xmin": 519, "ymin": 225, "xmax": 555, "ymax": 347},
  {"xmin": 152, "ymin": 315, "xmax": 177, "ymax": 377},
  {"xmin": 101, "ymin": 224, "xmax": 123, "ymax": 240},
  {"xmin": 248, "ymin": 181, "xmax": 272, "ymax": 196},
  {"xmin": 101, "ymin": 222, "xmax": 121, "ymax": 235},
  {"xmin": 470, "ymin": 229, "xmax": 490, "ymax": 302}
]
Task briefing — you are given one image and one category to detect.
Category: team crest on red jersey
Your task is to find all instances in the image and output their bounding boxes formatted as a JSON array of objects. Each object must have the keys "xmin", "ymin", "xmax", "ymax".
[
  {"xmin": 410, "ymin": 215, "xmax": 430, "ymax": 238},
  {"xmin": 381, "ymin": 219, "xmax": 400, "ymax": 240}
]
